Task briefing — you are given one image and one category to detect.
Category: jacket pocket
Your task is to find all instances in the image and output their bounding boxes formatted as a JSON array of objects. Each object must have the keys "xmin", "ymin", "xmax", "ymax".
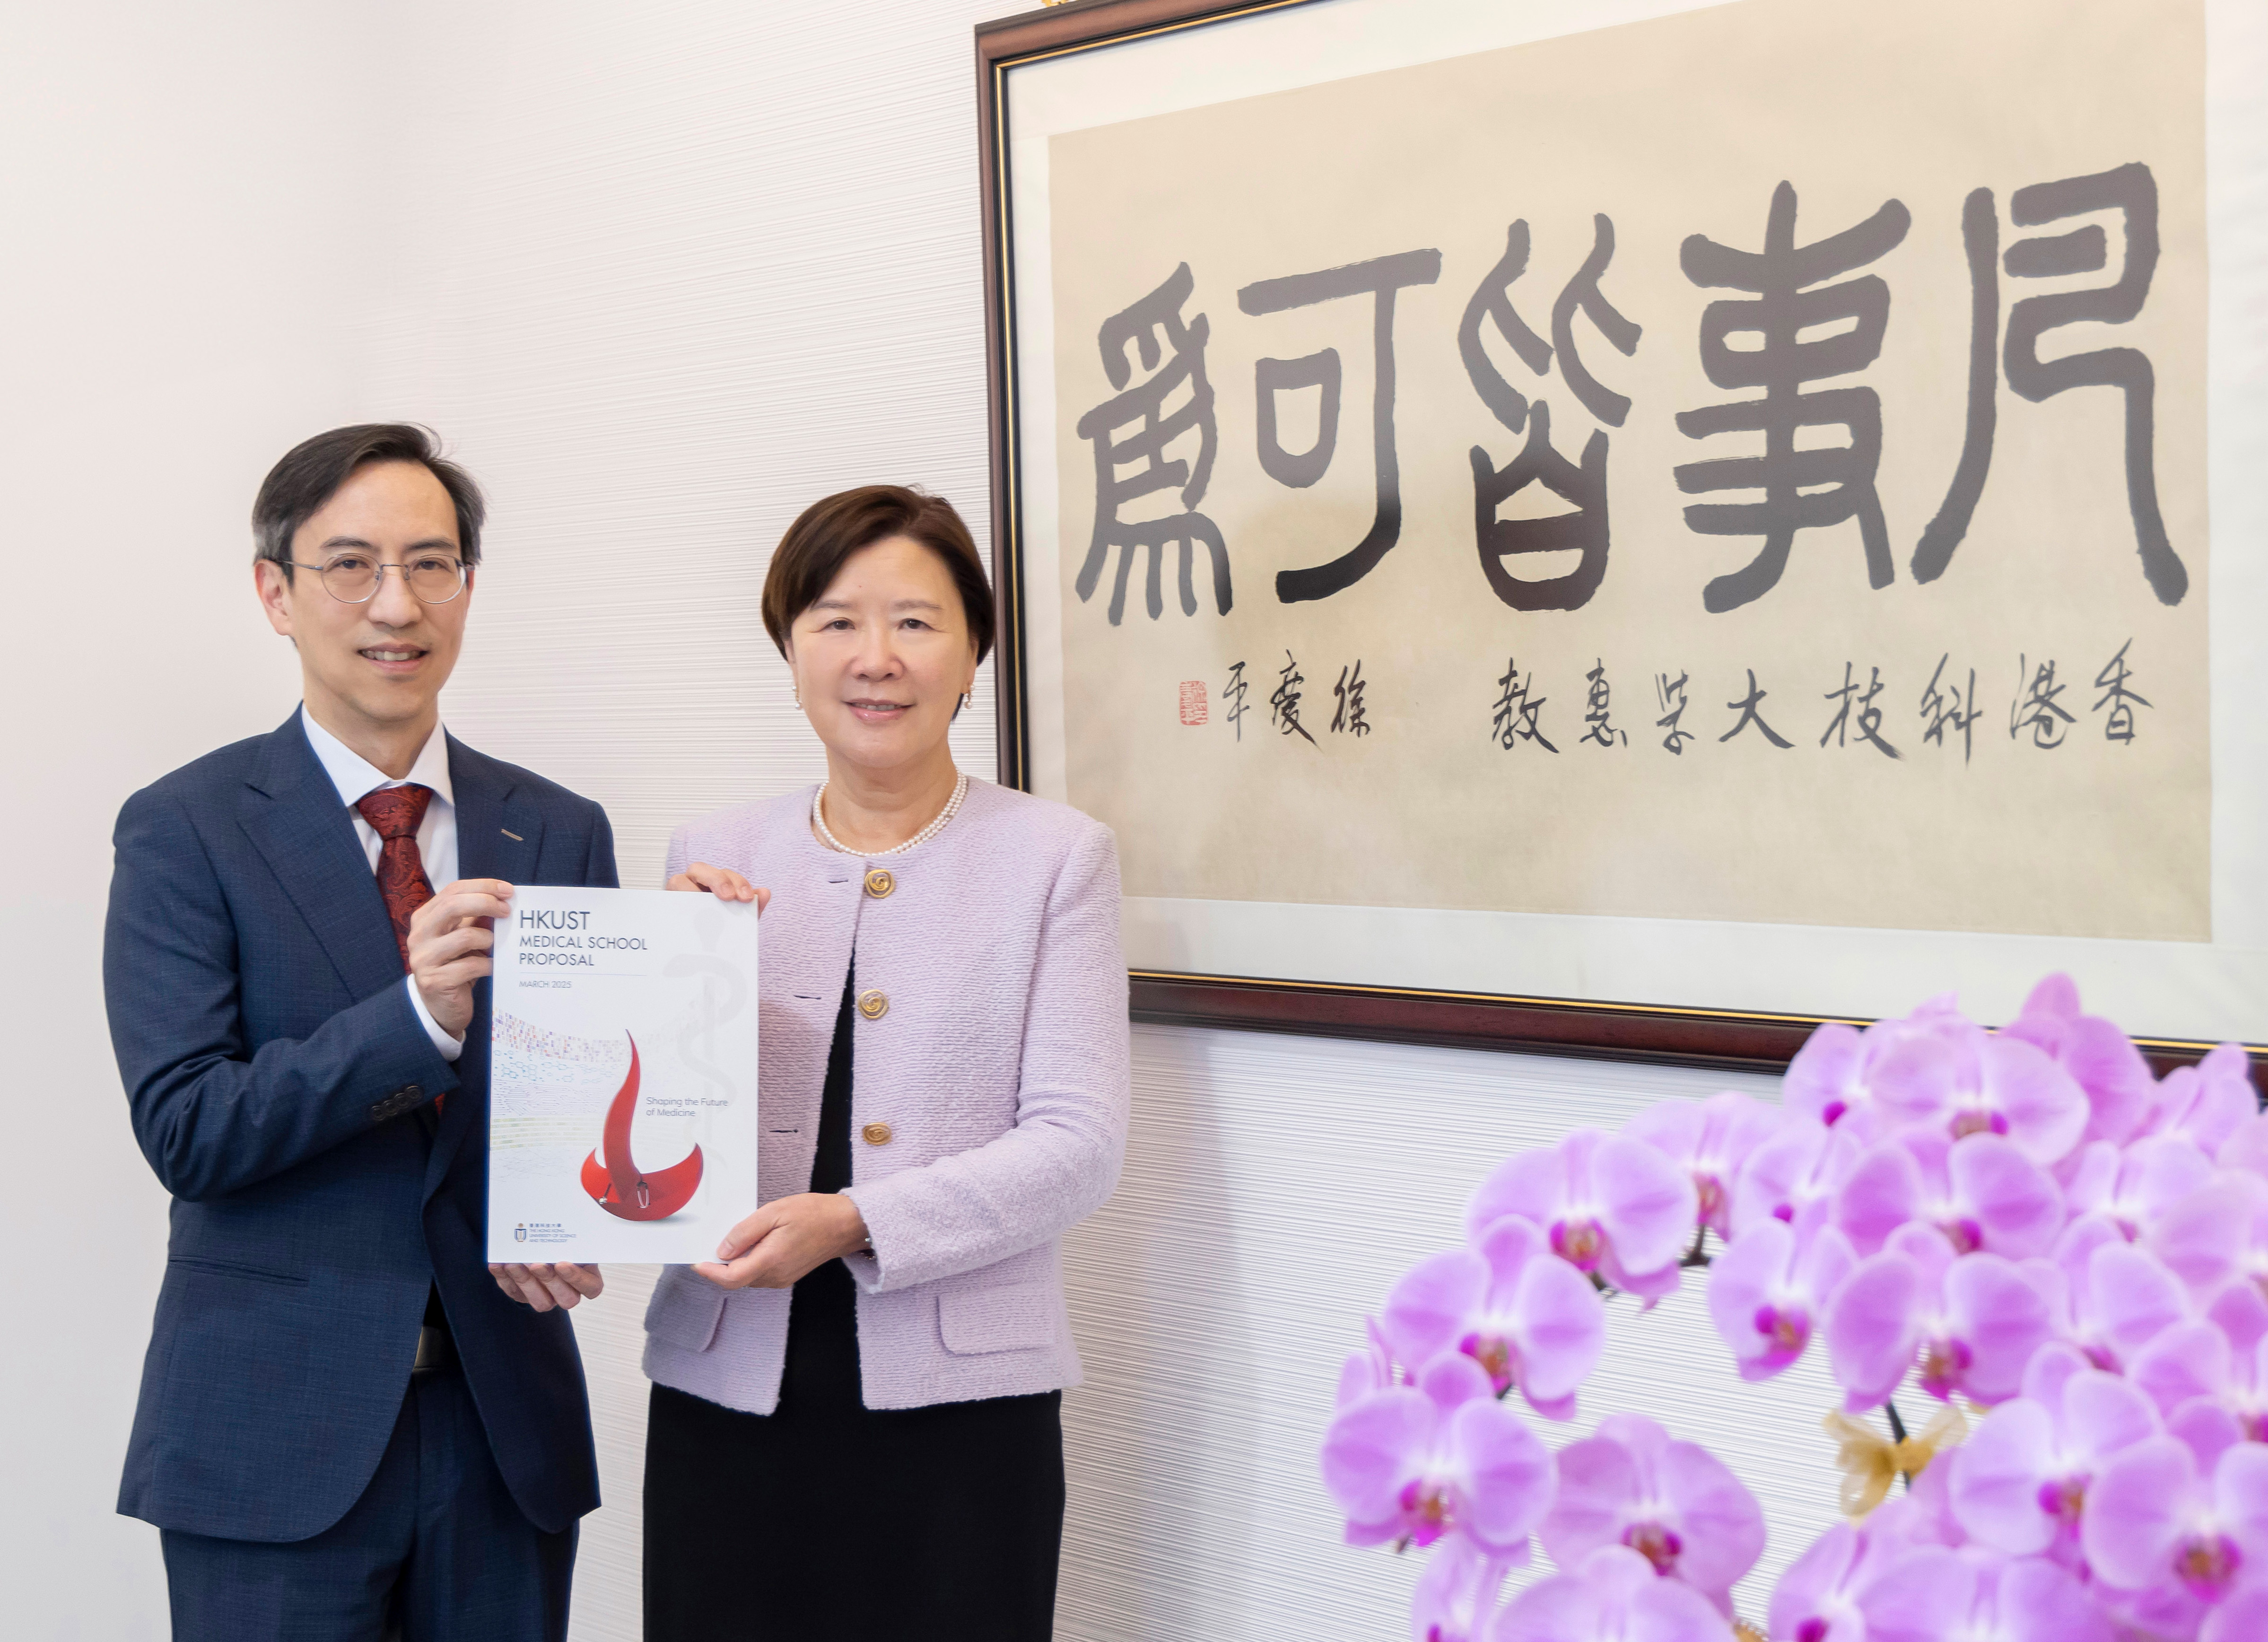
[
  {"xmin": 937, "ymin": 1283, "xmax": 1056, "ymax": 1355},
  {"xmin": 167, "ymin": 1256, "xmax": 309, "ymax": 1287},
  {"xmin": 644, "ymin": 1268, "xmax": 726, "ymax": 1353}
]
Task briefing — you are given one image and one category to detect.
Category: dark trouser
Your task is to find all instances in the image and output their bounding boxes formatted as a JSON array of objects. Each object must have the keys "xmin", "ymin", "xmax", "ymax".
[{"xmin": 160, "ymin": 1365, "xmax": 575, "ymax": 1642}]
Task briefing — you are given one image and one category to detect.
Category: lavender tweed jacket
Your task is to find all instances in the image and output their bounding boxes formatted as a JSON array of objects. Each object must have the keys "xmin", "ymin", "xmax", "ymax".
[{"xmin": 640, "ymin": 777, "xmax": 1131, "ymax": 1413}]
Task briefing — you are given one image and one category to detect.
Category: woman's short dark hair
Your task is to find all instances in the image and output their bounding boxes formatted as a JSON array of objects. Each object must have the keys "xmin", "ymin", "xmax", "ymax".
[
  {"xmin": 761, "ymin": 486, "xmax": 994, "ymax": 664},
  {"xmin": 252, "ymin": 424, "xmax": 487, "ymax": 573}
]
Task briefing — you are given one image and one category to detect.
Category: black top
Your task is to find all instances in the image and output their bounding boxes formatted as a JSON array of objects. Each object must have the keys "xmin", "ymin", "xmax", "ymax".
[{"xmin": 776, "ymin": 969, "xmax": 862, "ymax": 1413}]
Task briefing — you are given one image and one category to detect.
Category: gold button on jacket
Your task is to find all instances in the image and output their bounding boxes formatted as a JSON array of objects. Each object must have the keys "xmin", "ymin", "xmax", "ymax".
[
  {"xmin": 856, "ymin": 988, "xmax": 889, "ymax": 1021},
  {"xmin": 864, "ymin": 868, "xmax": 894, "ymax": 899},
  {"xmin": 861, "ymin": 1121, "xmax": 894, "ymax": 1146}
]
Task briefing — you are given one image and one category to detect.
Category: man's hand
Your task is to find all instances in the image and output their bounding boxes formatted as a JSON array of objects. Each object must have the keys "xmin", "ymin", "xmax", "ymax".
[
  {"xmin": 488, "ymin": 1262, "xmax": 604, "ymax": 1312},
  {"xmin": 694, "ymin": 1194, "xmax": 868, "ymax": 1290},
  {"xmin": 407, "ymin": 879, "xmax": 514, "ymax": 1038},
  {"xmin": 667, "ymin": 862, "xmax": 768, "ymax": 911}
]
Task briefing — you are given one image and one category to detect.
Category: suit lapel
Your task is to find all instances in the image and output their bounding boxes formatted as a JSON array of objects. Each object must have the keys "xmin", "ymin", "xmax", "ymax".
[
  {"xmin": 425, "ymin": 737, "xmax": 542, "ymax": 1202},
  {"xmin": 238, "ymin": 711, "xmax": 404, "ymax": 1004}
]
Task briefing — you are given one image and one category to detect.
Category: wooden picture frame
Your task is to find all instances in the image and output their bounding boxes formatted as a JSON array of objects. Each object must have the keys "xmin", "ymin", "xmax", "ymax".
[{"xmin": 977, "ymin": 0, "xmax": 2266, "ymax": 1072}]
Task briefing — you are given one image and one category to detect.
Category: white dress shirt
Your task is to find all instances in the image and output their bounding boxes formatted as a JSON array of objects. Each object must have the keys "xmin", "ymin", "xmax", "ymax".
[{"xmin": 300, "ymin": 710, "xmax": 465, "ymax": 1061}]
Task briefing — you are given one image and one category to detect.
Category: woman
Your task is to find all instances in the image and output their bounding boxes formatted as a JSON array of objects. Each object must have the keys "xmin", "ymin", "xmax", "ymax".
[{"xmin": 639, "ymin": 485, "xmax": 1130, "ymax": 1640}]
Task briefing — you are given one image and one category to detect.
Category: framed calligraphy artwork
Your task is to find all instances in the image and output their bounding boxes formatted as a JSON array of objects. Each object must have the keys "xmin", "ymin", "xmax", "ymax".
[{"xmin": 977, "ymin": 0, "xmax": 2268, "ymax": 1069}]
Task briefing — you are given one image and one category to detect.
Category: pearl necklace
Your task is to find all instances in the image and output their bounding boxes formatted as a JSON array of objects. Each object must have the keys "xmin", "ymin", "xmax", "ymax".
[{"xmin": 812, "ymin": 772, "xmax": 969, "ymax": 857}]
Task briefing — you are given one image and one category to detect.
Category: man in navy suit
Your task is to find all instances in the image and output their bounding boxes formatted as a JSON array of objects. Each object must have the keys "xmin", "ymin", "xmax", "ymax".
[{"xmin": 105, "ymin": 424, "xmax": 611, "ymax": 1640}]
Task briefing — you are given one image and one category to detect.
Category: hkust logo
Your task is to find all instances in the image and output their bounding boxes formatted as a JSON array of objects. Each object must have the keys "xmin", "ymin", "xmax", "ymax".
[
  {"xmin": 579, "ymin": 1034, "xmax": 703, "ymax": 1220},
  {"xmin": 514, "ymin": 1224, "xmax": 527, "ymax": 1244}
]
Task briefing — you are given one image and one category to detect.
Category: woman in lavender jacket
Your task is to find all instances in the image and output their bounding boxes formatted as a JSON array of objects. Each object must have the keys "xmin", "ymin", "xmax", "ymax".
[{"xmin": 639, "ymin": 486, "xmax": 1130, "ymax": 1641}]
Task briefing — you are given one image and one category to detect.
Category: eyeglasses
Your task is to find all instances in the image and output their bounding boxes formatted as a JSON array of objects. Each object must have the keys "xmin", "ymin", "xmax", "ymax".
[{"xmin": 289, "ymin": 551, "xmax": 468, "ymax": 605}]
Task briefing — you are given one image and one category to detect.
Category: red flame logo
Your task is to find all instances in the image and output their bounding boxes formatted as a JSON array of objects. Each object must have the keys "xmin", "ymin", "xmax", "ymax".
[{"xmin": 579, "ymin": 1034, "xmax": 703, "ymax": 1220}]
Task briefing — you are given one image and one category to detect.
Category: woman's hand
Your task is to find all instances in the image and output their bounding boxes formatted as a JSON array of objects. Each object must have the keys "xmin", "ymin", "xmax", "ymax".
[
  {"xmin": 694, "ymin": 1194, "xmax": 869, "ymax": 1290},
  {"xmin": 488, "ymin": 1261, "xmax": 605, "ymax": 1312},
  {"xmin": 667, "ymin": 861, "xmax": 768, "ymax": 911}
]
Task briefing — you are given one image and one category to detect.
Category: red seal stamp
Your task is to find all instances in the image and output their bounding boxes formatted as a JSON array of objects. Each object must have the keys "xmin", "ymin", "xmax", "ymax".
[{"xmin": 1179, "ymin": 680, "xmax": 1208, "ymax": 725}]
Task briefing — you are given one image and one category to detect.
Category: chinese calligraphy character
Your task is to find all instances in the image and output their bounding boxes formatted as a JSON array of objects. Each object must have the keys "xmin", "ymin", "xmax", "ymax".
[
  {"xmin": 1073, "ymin": 263, "xmax": 1232, "ymax": 624},
  {"xmin": 2009, "ymin": 655, "xmax": 2074, "ymax": 750},
  {"xmin": 1239, "ymin": 248, "xmax": 1443, "ymax": 604},
  {"xmin": 1581, "ymin": 659, "xmax": 1626, "ymax": 747},
  {"xmin": 1492, "ymin": 658, "xmax": 1558, "ymax": 752},
  {"xmin": 1462, "ymin": 216, "xmax": 1640, "ymax": 613},
  {"xmin": 2093, "ymin": 640, "xmax": 2151, "ymax": 743},
  {"xmin": 1719, "ymin": 669, "xmax": 1794, "ymax": 748},
  {"xmin": 1676, "ymin": 182, "xmax": 1911, "ymax": 612},
  {"xmin": 1331, "ymin": 661, "xmax": 1370, "ymax": 736},
  {"xmin": 1222, "ymin": 661, "xmax": 1249, "ymax": 742},
  {"xmin": 1912, "ymin": 165, "xmax": 2185, "ymax": 606},
  {"xmin": 1655, "ymin": 671, "xmax": 1695, "ymax": 755},
  {"xmin": 1919, "ymin": 654, "xmax": 1982, "ymax": 764},
  {"xmin": 1821, "ymin": 663, "xmax": 1900, "ymax": 759},
  {"xmin": 1271, "ymin": 650, "xmax": 1316, "ymax": 746}
]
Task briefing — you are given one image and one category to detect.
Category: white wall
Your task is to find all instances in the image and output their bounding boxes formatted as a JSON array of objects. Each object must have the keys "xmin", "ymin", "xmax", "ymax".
[{"xmin": 4, "ymin": 5, "xmax": 1838, "ymax": 1638}]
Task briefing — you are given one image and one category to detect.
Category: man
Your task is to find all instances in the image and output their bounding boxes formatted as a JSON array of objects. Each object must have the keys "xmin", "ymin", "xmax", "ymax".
[{"xmin": 105, "ymin": 425, "xmax": 610, "ymax": 1640}]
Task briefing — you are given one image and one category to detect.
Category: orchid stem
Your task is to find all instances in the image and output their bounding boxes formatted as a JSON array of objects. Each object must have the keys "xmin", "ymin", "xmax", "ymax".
[{"xmin": 1884, "ymin": 1399, "xmax": 1912, "ymax": 1488}]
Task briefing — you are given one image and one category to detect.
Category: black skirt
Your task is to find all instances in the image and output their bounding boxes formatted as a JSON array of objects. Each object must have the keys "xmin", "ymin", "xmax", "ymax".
[{"xmin": 642, "ymin": 968, "xmax": 1066, "ymax": 1642}]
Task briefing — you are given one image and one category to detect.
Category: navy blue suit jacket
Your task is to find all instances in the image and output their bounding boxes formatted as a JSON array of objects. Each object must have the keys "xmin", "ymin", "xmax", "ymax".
[{"xmin": 105, "ymin": 710, "xmax": 617, "ymax": 1542}]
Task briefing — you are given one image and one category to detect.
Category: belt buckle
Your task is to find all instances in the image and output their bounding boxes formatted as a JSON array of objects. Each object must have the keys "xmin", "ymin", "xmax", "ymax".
[{"xmin": 412, "ymin": 1324, "xmax": 452, "ymax": 1373}]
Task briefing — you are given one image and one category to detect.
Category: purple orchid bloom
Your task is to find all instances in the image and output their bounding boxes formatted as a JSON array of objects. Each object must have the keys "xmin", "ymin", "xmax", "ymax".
[
  {"xmin": 1852, "ymin": 1545, "xmax": 2111, "ymax": 1642},
  {"xmin": 2137, "ymin": 1045, "xmax": 2260, "ymax": 1156},
  {"xmin": 2130, "ymin": 1282, "xmax": 2268, "ymax": 1441},
  {"xmin": 1766, "ymin": 1481, "xmax": 1973, "ymax": 1642},
  {"xmin": 1411, "ymin": 1532, "xmax": 1516, "ymax": 1642},
  {"xmin": 1381, "ymin": 1214, "xmax": 1608, "ymax": 1420},
  {"xmin": 1825, "ymin": 1224, "xmax": 2055, "ymax": 1410},
  {"xmin": 1323, "ymin": 1351, "xmax": 1556, "ymax": 1554},
  {"xmin": 1467, "ymin": 1129, "xmax": 1698, "ymax": 1304},
  {"xmin": 1707, "ymin": 1213, "xmax": 1857, "ymax": 1381},
  {"xmin": 2046, "ymin": 1215, "xmax": 2189, "ymax": 1372},
  {"xmin": 2060, "ymin": 1133, "xmax": 2214, "ymax": 1240},
  {"xmin": 2081, "ymin": 1432, "xmax": 2268, "ymax": 1631},
  {"xmin": 1623, "ymin": 1092, "xmax": 1784, "ymax": 1240},
  {"xmin": 1733, "ymin": 1116, "xmax": 1865, "ymax": 1241},
  {"xmin": 1539, "ymin": 1412, "xmax": 1765, "ymax": 1610},
  {"xmin": 2002, "ymin": 972, "xmax": 2159, "ymax": 1147},
  {"xmin": 1833, "ymin": 1129, "xmax": 2065, "ymax": 1260},
  {"xmin": 1490, "ymin": 1544, "xmax": 1733, "ymax": 1642},
  {"xmin": 1866, "ymin": 1019, "xmax": 2090, "ymax": 1166},
  {"xmin": 1784, "ymin": 1022, "xmax": 1874, "ymax": 1135},
  {"xmin": 2146, "ymin": 1172, "xmax": 2268, "ymax": 1302},
  {"xmin": 1946, "ymin": 1342, "xmax": 2161, "ymax": 1558},
  {"xmin": 2222, "ymin": 1112, "xmax": 2268, "ymax": 1181}
]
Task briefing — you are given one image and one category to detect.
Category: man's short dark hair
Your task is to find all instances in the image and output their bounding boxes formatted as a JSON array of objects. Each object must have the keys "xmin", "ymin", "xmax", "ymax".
[
  {"xmin": 761, "ymin": 485, "xmax": 994, "ymax": 664},
  {"xmin": 253, "ymin": 424, "xmax": 486, "ymax": 574}
]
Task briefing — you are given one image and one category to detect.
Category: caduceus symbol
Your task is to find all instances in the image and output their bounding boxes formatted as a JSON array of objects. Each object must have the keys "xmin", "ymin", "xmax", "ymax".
[{"xmin": 579, "ymin": 1034, "xmax": 704, "ymax": 1220}]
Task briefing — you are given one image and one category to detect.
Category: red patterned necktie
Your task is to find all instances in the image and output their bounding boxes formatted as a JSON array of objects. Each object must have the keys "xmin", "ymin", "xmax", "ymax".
[{"xmin": 356, "ymin": 785, "xmax": 436, "ymax": 971}]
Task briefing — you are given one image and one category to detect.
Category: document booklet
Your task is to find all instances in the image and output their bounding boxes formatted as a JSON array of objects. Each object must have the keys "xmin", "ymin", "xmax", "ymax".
[{"xmin": 487, "ymin": 885, "xmax": 759, "ymax": 1263}]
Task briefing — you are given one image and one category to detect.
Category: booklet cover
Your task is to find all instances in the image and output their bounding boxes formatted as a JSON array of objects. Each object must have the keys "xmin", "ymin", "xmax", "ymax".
[{"xmin": 487, "ymin": 885, "xmax": 759, "ymax": 1262}]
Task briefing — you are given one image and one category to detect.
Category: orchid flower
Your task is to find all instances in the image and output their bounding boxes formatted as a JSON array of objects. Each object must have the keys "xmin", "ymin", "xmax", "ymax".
[
  {"xmin": 1322, "ymin": 1352, "xmax": 1555, "ymax": 1554},
  {"xmin": 2146, "ymin": 1171, "xmax": 2268, "ymax": 1302},
  {"xmin": 1733, "ymin": 1117, "xmax": 1864, "ymax": 1240},
  {"xmin": 1852, "ymin": 1545, "xmax": 2110, "ymax": 1642},
  {"xmin": 2002, "ymin": 972, "xmax": 2159, "ymax": 1147},
  {"xmin": 1381, "ymin": 1214, "xmax": 1608, "ymax": 1419},
  {"xmin": 1539, "ymin": 1413, "xmax": 1765, "ymax": 1611},
  {"xmin": 1765, "ymin": 1495, "xmax": 1962, "ymax": 1642},
  {"xmin": 1411, "ymin": 1532, "xmax": 1516, "ymax": 1642},
  {"xmin": 1866, "ymin": 1020, "xmax": 2089, "ymax": 1166},
  {"xmin": 2059, "ymin": 1133, "xmax": 2214, "ymax": 1239},
  {"xmin": 1490, "ymin": 1544, "xmax": 1733, "ymax": 1642},
  {"xmin": 2129, "ymin": 1283, "xmax": 2268, "ymax": 1440},
  {"xmin": 1624, "ymin": 1092, "xmax": 1785, "ymax": 1239},
  {"xmin": 1946, "ymin": 1343, "xmax": 2161, "ymax": 1558},
  {"xmin": 1467, "ymin": 1129, "xmax": 1698, "ymax": 1303},
  {"xmin": 1825, "ymin": 1224, "xmax": 2054, "ymax": 1410},
  {"xmin": 2138, "ymin": 1044, "xmax": 2260, "ymax": 1155},
  {"xmin": 1706, "ymin": 1213, "xmax": 1857, "ymax": 1381},
  {"xmin": 2081, "ymin": 1433, "xmax": 2268, "ymax": 1632},
  {"xmin": 1833, "ymin": 1130, "xmax": 2064, "ymax": 1260},
  {"xmin": 2045, "ymin": 1214, "xmax": 2189, "ymax": 1371}
]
